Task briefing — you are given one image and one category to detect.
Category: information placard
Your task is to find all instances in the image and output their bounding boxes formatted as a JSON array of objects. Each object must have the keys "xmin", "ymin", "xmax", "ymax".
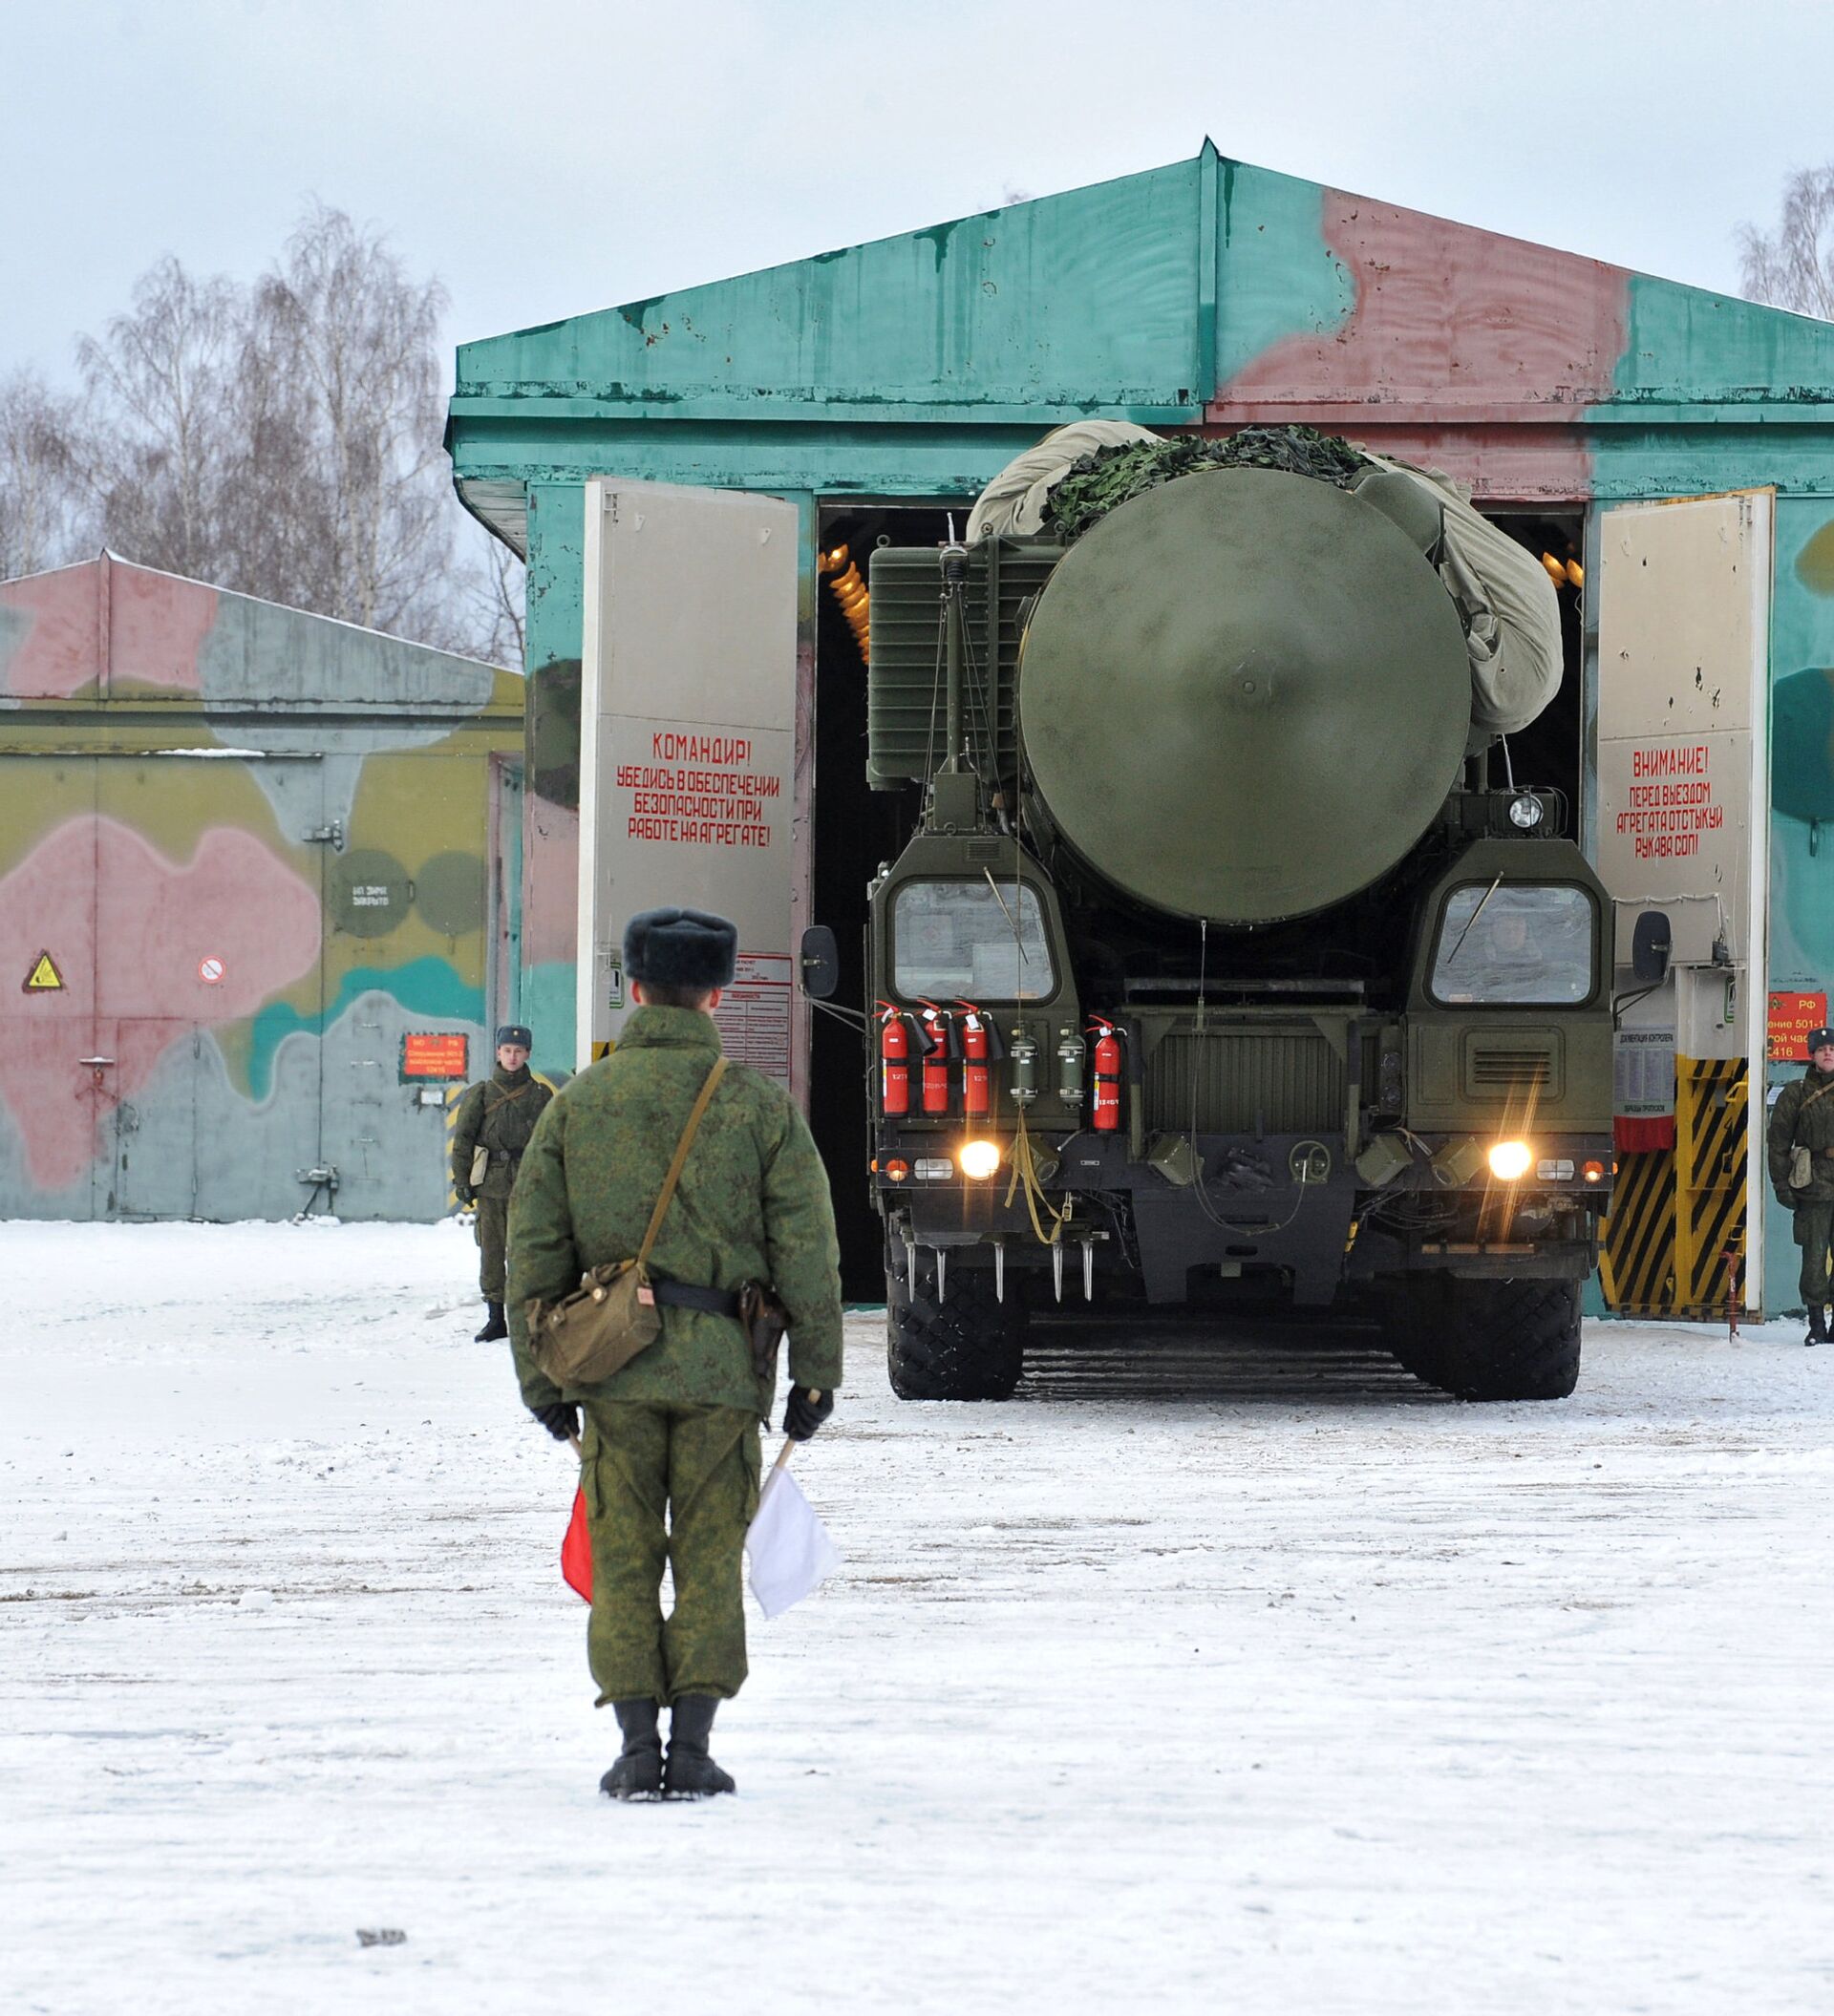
[
  {"xmin": 401, "ymin": 1032, "xmax": 469, "ymax": 1082},
  {"xmin": 1766, "ymin": 991, "xmax": 1828, "ymax": 1063}
]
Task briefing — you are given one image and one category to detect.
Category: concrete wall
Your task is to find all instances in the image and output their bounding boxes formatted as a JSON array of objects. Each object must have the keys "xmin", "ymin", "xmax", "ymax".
[{"xmin": 0, "ymin": 555, "xmax": 524, "ymax": 1220}]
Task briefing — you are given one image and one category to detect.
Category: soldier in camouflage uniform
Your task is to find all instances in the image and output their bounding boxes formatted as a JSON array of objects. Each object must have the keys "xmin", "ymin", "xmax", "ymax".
[
  {"xmin": 1767, "ymin": 1023, "xmax": 1834, "ymax": 1347},
  {"xmin": 507, "ymin": 907, "xmax": 843, "ymax": 1799},
  {"xmin": 452, "ymin": 1025, "xmax": 553, "ymax": 1342}
]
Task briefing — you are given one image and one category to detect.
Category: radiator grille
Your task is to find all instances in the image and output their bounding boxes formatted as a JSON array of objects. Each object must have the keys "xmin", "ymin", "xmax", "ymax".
[
  {"xmin": 1466, "ymin": 1047, "xmax": 1556, "ymax": 1095},
  {"xmin": 1145, "ymin": 1029, "xmax": 1345, "ymax": 1135},
  {"xmin": 1469, "ymin": 1050, "xmax": 1551, "ymax": 1087},
  {"xmin": 866, "ymin": 541, "xmax": 1060, "ymax": 788}
]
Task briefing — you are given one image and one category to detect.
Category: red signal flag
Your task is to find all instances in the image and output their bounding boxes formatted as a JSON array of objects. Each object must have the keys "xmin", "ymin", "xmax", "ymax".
[{"xmin": 562, "ymin": 1486, "xmax": 592, "ymax": 1602}]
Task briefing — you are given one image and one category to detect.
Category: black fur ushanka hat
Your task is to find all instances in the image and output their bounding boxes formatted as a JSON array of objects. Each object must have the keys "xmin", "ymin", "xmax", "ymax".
[{"xmin": 623, "ymin": 906, "xmax": 738, "ymax": 991}]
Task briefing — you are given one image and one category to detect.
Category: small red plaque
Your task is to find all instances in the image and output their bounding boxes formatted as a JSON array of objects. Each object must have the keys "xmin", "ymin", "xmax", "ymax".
[
  {"xmin": 1766, "ymin": 992, "xmax": 1828, "ymax": 1063},
  {"xmin": 401, "ymin": 1031, "xmax": 470, "ymax": 1081}
]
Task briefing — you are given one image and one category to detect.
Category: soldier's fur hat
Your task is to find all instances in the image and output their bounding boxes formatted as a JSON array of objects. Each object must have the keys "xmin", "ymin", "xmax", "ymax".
[
  {"xmin": 1809, "ymin": 1026, "xmax": 1834, "ymax": 1053},
  {"xmin": 496, "ymin": 1025, "xmax": 533, "ymax": 1050},
  {"xmin": 624, "ymin": 906, "xmax": 737, "ymax": 992}
]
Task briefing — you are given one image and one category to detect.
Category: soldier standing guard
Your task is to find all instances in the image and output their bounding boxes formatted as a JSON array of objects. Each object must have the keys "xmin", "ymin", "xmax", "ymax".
[
  {"xmin": 506, "ymin": 907, "xmax": 843, "ymax": 1799},
  {"xmin": 1768, "ymin": 1023, "xmax": 1834, "ymax": 1347},
  {"xmin": 452, "ymin": 1026, "xmax": 553, "ymax": 1342}
]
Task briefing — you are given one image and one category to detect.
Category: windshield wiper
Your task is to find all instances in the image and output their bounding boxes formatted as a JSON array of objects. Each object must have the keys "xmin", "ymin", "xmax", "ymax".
[
  {"xmin": 983, "ymin": 868, "xmax": 1030, "ymax": 966},
  {"xmin": 1445, "ymin": 875, "xmax": 1503, "ymax": 965}
]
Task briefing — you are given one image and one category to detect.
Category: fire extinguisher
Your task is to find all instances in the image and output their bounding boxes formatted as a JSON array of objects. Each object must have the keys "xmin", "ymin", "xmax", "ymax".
[
  {"xmin": 955, "ymin": 1001, "xmax": 992, "ymax": 1117},
  {"xmin": 876, "ymin": 1001, "xmax": 910, "ymax": 1116},
  {"xmin": 1090, "ymin": 1018, "xmax": 1123, "ymax": 1133},
  {"xmin": 916, "ymin": 1002, "xmax": 954, "ymax": 1115}
]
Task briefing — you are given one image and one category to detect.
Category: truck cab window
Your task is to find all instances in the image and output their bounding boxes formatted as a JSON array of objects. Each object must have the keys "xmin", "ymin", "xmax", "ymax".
[
  {"xmin": 892, "ymin": 880, "xmax": 1055, "ymax": 1001},
  {"xmin": 1430, "ymin": 882, "xmax": 1594, "ymax": 1006}
]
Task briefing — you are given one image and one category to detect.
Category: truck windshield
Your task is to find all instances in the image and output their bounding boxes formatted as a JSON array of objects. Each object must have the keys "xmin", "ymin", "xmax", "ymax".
[
  {"xmin": 1430, "ymin": 883, "xmax": 1594, "ymax": 1006},
  {"xmin": 893, "ymin": 880, "xmax": 1055, "ymax": 1001}
]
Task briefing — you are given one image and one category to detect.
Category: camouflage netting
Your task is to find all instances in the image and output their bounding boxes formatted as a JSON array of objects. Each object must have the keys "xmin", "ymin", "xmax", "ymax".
[
  {"xmin": 1043, "ymin": 426, "xmax": 1368, "ymax": 541},
  {"xmin": 968, "ymin": 421, "xmax": 1563, "ymax": 743}
]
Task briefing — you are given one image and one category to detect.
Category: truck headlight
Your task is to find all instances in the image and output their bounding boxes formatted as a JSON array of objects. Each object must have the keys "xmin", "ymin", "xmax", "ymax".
[
  {"xmin": 959, "ymin": 1139, "xmax": 1001, "ymax": 1180},
  {"xmin": 1488, "ymin": 1139, "xmax": 1533, "ymax": 1181}
]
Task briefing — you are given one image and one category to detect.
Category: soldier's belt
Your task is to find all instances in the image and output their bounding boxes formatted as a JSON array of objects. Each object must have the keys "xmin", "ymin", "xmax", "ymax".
[
  {"xmin": 654, "ymin": 1277, "xmax": 791, "ymax": 1384},
  {"xmin": 650, "ymin": 1279, "xmax": 741, "ymax": 1318}
]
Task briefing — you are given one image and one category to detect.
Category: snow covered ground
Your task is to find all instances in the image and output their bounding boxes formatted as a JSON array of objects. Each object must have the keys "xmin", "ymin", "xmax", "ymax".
[{"xmin": 4, "ymin": 1219, "xmax": 1831, "ymax": 2015}]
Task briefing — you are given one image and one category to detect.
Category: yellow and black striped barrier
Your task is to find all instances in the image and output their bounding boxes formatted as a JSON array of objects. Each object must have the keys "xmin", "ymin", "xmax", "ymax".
[
  {"xmin": 1600, "ymin": 1148, "xmax": 1676, "ymax": 1316},
  {"xmin": 1674, "ymin": 1055, "xmax": 1747, "ymax": 1314},
  {"xmin": 1600, "ymin": 1053, "xmax": 1747, "ymax": 1319}
]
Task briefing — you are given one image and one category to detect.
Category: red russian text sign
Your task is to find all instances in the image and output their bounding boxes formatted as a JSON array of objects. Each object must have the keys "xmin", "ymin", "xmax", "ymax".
[
  {"xmin": 614, "ymin": 731, "xmax": 781, "ymax": 848},
  {"xmin": 402, "ymin": 1031, "xmax": 469, "ymax": 1080},
  {"xmin": 1612, "ymin": 744, "xmax": 1725, "ymax": 862},
  {"xmin": 1767, "ymin": 992, "xmax": 1828, "ymax": 1063}
]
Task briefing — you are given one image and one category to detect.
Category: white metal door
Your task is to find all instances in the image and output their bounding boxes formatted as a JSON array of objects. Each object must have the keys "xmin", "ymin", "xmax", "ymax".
[
  {"xmin": 1595, "ymin": 489, "xmax": 1773, "ymax": 1312},
  {"xmin": 577, "ymin": 479, "xmax": 800, "ymax": 1076}
]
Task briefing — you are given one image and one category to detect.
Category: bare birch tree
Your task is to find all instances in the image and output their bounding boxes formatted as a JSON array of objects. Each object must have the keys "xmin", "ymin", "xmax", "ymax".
[
  {"xmin": 77, "ymin": 258, "xmax": 243, "ymax": 584},
  {"xmin": 53, "ymin": 203, "xmax": 510, "ymax": 659},
  {"xmin": 0, "ymin": 370, "xmax": 92, "ymax": 579},
  {"xmin": 1739, "ymin": 165, "xmax": 1834, "ymax": 321},
  {"xmin": 247, "ymin": 202, "xmax": 454, "ymax": 635}
]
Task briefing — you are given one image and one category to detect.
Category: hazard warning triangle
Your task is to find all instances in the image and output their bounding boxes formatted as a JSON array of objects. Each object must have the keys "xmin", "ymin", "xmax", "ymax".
[{"xmin": 23, "ymin": 951, "xmax": 64, "ymax": 993}]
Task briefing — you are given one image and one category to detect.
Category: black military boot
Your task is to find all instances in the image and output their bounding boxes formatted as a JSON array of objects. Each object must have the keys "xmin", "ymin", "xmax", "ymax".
[
  {"xmin": 599, "ymin": 1700, "xmax": 663, "ymax": 1800},
  {"xmin": 663, "ymin": 1695, "xmax": 735, "ymax": 1797},
  {"xmin": 1807, "ymin": 1305, "xmax": 1828, "ymax": 1348},
  {"xmin": 475, "ymin": 1301, "xmax": 508, "ymax": 1343}
]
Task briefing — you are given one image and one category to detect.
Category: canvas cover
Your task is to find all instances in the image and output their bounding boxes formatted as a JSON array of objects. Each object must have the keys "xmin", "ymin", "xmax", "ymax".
[
  {"xmin": 967, "ymin": 427, "xmax": 1562, "ymax": 744},
  {"xmin": 965, "ymin": 420, "xmax": 1161, "ymax": 541}
]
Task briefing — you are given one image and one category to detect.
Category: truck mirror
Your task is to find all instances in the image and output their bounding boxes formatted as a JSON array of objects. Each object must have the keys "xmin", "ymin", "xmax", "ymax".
[
  {"xmin": 799, "ymin": 925, "xmax": 841, "ymax": 999},
  {"xmin": 1631, "ymin": 909, "xmax": 1672, "ymax": 985}
]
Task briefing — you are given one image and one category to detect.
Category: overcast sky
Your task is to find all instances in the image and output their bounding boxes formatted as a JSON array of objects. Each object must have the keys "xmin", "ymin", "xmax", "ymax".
[{"xmin": 4, "ymin": 0, "xmax": 1830, "ymax": 390}]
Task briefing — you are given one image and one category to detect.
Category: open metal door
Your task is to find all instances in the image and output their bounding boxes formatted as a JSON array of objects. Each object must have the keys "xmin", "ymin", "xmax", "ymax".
[
  {"xmin": 576, "ymin": 480, "xmax": 800, "ymax": 1076},
  {"xmin": 1594, "ymin": 490, "xmax": 1773, "ymax": 1317}
]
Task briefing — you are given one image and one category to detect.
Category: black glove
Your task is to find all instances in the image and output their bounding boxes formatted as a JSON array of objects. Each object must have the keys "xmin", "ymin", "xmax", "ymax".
[
  {"xmin": 781, "ymin": 1386, "xmax": 833, "ymax": 1442},
  {"xmin": 531, "ymin": 1402, "xmax": 579, "ymax": 1441},
  {"xmin": 1777, "ymin": 1190, "xmax": 1798, "ymax": 1212}
]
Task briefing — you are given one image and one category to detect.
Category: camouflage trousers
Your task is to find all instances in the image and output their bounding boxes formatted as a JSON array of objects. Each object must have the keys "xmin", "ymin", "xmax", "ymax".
[
  {"xmin": 474, "ymin": 1195, "xmax": 509, "ymax": 1300},
  {"xmin": 1793, "ymin": 1199, "xmax": 1834, "ymax": 1307},
  {"xmin": 580, "ymin": 1401, "xmax": 761, "ymax": 1706}
]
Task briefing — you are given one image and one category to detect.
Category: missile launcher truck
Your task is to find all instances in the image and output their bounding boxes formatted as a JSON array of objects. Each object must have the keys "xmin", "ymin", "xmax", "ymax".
[{"xmin": 800, "ymin": 438, "xmax": 1614, "ymax": 1402}]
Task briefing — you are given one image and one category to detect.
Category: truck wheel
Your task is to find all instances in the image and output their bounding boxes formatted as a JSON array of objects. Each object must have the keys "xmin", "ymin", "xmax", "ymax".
[
  {"xmin": 1386, "ymin": 1277, "xmax": 1582, "ymax": 1401},
  {"xmin": 885, "ymin": 1255, "xmax": 1025, "ymax": 1401}
]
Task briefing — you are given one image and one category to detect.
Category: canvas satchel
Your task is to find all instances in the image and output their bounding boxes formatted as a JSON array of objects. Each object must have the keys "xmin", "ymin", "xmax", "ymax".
[
  {"xmin": 526, "ymin": 1056, "xmax": 729, "ymax": 1388},
  {"xmin": 469, "ymin": 1144, "xmax": 491, "ymax": 1189}
]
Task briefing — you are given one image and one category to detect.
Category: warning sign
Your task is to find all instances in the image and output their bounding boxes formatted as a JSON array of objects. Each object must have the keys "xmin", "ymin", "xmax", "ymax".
[
  {"xmin": 22, "ymin": 951, "xmax": 64, "ymax": 993},
  {"xmin": 198, "ymin": 956, "xmax": 225, "ymax": 986},
  {"xmin": 1767, "ymin": 991, "xmax": 1829, "ymax": 1062},
  {"xmin": 612, "ymin": 733, "xmax": 782, "ymax": 849},
  {"xmin": 1611, "ymin": 744, "xmax": 1726, "ymax": 862}
]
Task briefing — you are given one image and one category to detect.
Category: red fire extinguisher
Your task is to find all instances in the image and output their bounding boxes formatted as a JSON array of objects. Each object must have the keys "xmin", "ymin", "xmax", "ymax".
[
  {"xmin": 1090, "ymin": 1019, "xmax": 1123, "ymax": 1133},
  {"xmin": 916, "ymin": 1002, "xmax": 953, "ymax": 1115},
  {"xmin": 955, "ymin": 1001, "xmax": 991, "ymax": 1117},
  {"xmin": 876, "ymin": 1001, "xmax": 910, "ymax": 1115}
]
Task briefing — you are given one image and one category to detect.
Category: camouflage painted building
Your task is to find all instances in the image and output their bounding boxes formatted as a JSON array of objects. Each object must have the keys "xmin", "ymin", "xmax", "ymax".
[
  {"xmin": 0, "ymin": 554, "xmax": 524, "ymax": 1220},
  {"xmin": 445, "ymin": 142, "xmax": 1834, "ymax": 1311}
]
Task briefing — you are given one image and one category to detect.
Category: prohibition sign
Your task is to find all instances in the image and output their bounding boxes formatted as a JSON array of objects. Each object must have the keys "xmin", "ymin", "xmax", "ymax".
[{"xmin": 199, "ymin": 956, "xmax": 225, "ymax": 986}]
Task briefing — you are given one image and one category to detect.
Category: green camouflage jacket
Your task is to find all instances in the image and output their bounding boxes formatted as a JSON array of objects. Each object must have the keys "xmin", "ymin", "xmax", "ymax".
[
  {"xmin": 1766, "ymin": 1064, "xmax": 1834, "ymax": 1203},
  {"xmin": 451, "ymin": 1065, "xmax": 554, "ymax": 1200},
  {"xmin": 506, "ymin": 1005, "xmax": 843, "ymax": 1416}
]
